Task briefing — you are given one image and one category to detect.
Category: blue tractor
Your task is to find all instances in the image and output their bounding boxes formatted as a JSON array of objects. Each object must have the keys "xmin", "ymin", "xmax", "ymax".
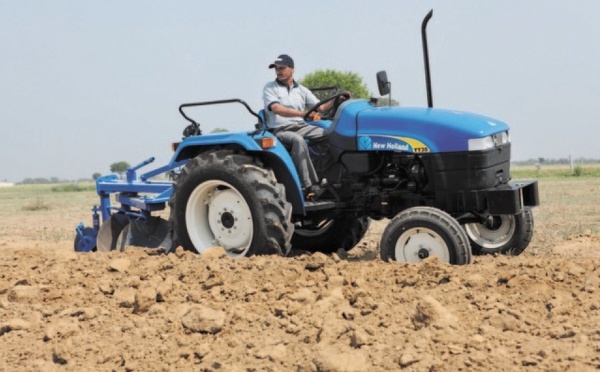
[{"xmin": 75, "ymin": 11, "xmax": 539, "ymax": 264}]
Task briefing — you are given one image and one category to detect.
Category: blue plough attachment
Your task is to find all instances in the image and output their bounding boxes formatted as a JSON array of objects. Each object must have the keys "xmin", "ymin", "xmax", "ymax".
[{"xmin": 74, "ymin": 157, "xmax": 188, "ymax": 253}]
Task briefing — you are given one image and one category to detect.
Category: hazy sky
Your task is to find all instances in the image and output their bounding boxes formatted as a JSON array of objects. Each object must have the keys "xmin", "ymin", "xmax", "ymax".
[{"xmin": 1, "ymin": 1, "xmax": 599, "ymax": 182}]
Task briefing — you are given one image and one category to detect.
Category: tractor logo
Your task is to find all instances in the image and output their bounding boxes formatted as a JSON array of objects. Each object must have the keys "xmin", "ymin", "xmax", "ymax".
[
  {"xmin": 358, "ymin": 136, "xmax": 372, "ymax": 150},
  {"xmin": 359, "ymin": 135, "xmax": 430, "ymax": 153}
]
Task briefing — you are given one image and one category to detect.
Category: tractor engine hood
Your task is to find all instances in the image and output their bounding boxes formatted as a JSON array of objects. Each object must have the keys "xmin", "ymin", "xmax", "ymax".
[{"xmin": 350, "ymin": 105, "xmax": 510, "ymax": 153}]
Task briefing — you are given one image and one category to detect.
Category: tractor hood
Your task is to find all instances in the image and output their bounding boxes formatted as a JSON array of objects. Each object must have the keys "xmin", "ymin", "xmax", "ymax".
[{"xmin": 334, "ymin": 100, "xmax": 510, "ymax": 153}]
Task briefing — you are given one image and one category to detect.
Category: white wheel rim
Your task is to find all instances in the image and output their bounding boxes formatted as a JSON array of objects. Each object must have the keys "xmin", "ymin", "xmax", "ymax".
[
  {"xmin": 395, "ymin": 227, "xmax": 450, "ymax": 263},
  {"xmin": 465, "ymin": 215, "xmax": 515, "ymax": 249},
  {"xmin": 186, "ymin": 180, "xmax": 253, "ymax": 258}
]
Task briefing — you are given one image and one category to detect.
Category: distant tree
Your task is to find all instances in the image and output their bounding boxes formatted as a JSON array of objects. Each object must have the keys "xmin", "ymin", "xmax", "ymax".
[
  {"xmin": 375, "ymin": 97, "xmax": 400, "ymax": 107},
  {"xmin": 300, "ymin": 69, "xmax": 371, "ymax": 101},
  {"xmin": 50, "ymin": 177, "xmax": 60, "ymax": 184},
  {"xmin": 20, "ymin": 178, "xmax": 50, "ymax": 184},
  {"xmin": 110, "ymin": 161, "xmax": 130, "ymax": 178},
  {"xmin": 210, "ymin": 128, "xmax": 228, "ymax": 133},
  {"xmin": 92, "ymin": 173, "xmax": 102, "ymax": 180}
]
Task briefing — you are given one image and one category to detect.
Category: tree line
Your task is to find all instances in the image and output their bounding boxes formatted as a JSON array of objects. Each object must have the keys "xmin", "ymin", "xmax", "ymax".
[{"xmin": 512, "ymin": 158, "xmax": 600, "ymax": 166}]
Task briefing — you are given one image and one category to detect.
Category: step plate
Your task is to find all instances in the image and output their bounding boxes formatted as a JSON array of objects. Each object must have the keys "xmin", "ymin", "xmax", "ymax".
[{"xmin": 304, "ymin": 200, "xmax": 336, "ymax": 212}]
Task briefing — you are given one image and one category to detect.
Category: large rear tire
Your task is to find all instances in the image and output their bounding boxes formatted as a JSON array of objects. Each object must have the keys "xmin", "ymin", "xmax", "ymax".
[
  {"xmin": 169, "ymin": 150, "xmax": 293, "ymax": 257},
  {"xmin": 380, "ymin": 207, "xmax": 471, "ymax": 265},
  {"xmin": 291, "ymin": 215, "xmax": 370, "ymax": 253},
  {"xmin": 464, "ymin": 209, "xmax": 534, "ymax": 256}
]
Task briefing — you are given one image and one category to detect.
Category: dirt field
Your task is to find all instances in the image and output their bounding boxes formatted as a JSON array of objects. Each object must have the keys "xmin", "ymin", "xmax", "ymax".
[{"xmin": 0, "ymin": 177, "xmax": 599, "ymax": 371}]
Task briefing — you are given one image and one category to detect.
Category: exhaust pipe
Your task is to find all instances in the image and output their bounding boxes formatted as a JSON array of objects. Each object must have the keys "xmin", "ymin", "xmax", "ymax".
[{"xmin": 422, "ymin": 9, "xmax": 434, "ymax": 108}]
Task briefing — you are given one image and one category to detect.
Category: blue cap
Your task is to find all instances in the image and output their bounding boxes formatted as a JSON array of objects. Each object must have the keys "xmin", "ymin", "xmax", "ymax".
[{"xmin": 269, "ymin": 54, "xmax": 294, "ymax": 69}]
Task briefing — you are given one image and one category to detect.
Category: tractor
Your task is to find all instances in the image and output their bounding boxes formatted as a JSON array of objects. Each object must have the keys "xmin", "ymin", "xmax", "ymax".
[{"xmin": 75, "ymin": 10, "xmax": 539, "ymax": 264}]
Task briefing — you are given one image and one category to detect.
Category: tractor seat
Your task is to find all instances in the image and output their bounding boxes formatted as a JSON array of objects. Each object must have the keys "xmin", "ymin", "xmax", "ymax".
[
  {"xmin": 257, "ymin": 100, "xmax": 353, "ymax": 147},
  {"xmin": 256, "ymin": 109, "xmax": 269, "ymax": 131},
  {"xmin": 257, "ymin": 99, "xmax": 351, "ymax": 135},
  {"xmin": 256, "ymin": 109, "xmax": 329, "ymax": 146}
]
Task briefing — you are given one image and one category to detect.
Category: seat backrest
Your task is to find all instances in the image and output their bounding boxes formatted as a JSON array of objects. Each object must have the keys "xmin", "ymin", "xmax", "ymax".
[{"xmin": 256, "ymin": 109, "xmax": 268, "ymax": 130}]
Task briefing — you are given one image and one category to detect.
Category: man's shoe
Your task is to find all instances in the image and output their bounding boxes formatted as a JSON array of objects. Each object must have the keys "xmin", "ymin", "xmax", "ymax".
[{"xmin": 304, "ymin": 184, "xmax": 325, "ymax": 200}]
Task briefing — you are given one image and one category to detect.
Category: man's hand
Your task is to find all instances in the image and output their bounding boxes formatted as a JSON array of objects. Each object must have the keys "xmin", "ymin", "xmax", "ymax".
[
  {"xmin": 307, "ymin": 111, "xmax": 321, "ymax": 121},
  {"xmin": 317, "ymin": 91, "xmax": 352, "ymax": 114}
]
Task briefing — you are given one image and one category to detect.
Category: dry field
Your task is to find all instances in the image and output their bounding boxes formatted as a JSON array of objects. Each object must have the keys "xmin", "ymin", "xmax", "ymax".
[{"xmin": 0, "ymin": 172, "xmax": 599, "ymax": 371}]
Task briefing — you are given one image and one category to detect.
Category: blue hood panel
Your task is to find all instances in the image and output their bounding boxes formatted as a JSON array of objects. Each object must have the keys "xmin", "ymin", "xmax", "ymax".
[{"xmin": 334, "ymin": 101, "xmax": 510, "ymax": 153}]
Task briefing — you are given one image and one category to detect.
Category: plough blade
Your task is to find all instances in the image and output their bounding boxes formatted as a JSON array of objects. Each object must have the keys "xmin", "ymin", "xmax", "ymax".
[
  {"xmin": 97, "ymin": 213, "xmax": 130, "ymax": 252},
  {"xmin": 116, "ymin": 217, "xmax": 172, "ymax": 251}
]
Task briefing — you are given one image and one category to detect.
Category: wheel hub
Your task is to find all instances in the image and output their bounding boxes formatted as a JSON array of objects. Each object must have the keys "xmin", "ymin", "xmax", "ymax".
[
  {"xmin": 221, "ymin": 211, "xmax": 235, "ymax": 229},
  {"xmin": 484, "ymin": 216, "xmax": 502, "ymax": 230},
  {"xmin": 395, "ymin": 227, "xmax": 449, "ymax": 263},
  {"xmin": 186, "ymin": 180, "xmax": 254, "ymax": 257},
  {"xmin": 207, "ymin": 189, "xmax": 252, "ymax": 250},
  {"xmin": 466, "ymin": 215, "xmax": 515, "ymax": 249}
]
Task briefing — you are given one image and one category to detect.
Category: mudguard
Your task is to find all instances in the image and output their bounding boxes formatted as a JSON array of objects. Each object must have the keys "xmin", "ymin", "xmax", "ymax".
[{"xmin": 170, "ymin": 131, "xmax": 306, "ymax": 213}]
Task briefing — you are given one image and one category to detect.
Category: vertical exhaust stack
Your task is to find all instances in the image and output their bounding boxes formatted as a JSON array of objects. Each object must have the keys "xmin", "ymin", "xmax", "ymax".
[{"xmin": 422, "ymin": 9, "xmax": 434, "ymax": 108}]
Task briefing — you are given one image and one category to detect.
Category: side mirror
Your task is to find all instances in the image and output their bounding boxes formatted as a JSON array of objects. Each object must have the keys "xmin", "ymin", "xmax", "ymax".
[{"xmin": 376, "ymin": 71, "xmax": 390, "ymax": 96}]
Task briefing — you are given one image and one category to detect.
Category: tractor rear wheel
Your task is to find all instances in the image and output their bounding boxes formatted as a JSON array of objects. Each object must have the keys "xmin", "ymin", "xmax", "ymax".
[
  {"xmin": 464, "ymin": 209, "xmax": 534, "ymax": 256},
  {"xmin": 169, "ymin": 150, "xmax": 293, "ymax": 257},
  {"xmin": 380, "ymin": 207, "xmax": 471, "ymax": 265},
  {"xmin": 291, "ymin": 215, "xmax": 370, "ymax": 253}
]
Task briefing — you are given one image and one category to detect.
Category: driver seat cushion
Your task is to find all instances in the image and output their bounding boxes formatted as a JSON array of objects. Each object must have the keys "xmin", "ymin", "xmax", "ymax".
[{"xmin": 258, "ymin": 110, "xmax": 328, "ymax": 148}]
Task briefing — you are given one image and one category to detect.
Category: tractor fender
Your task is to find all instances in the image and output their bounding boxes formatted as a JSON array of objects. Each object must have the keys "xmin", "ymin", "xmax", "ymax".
[{"xmin": 169, "ymin": 131, "xmax": 305, "ymax": 214}]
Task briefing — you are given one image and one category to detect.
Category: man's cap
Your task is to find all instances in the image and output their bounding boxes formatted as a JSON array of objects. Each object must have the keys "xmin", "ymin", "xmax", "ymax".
[{"xmin": 269, "ymin": 54, "xmax": 294, "ymax": 69}]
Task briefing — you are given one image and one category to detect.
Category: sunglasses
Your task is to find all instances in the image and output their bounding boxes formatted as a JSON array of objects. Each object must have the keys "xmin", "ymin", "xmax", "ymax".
[{"xmin": 274, "ymin": 66, "xmax": 289, "ymax": 71}]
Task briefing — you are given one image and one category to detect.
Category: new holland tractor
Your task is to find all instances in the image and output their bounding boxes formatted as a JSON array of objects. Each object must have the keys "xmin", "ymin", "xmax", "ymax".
[{"xmin": 75, "ymin": 11, "xmax": 539, "ymax": 265}]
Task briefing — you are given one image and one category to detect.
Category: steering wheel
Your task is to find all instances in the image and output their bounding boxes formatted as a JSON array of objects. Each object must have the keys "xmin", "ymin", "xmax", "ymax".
[{"xmin": 304, "ymin": 91, "xmax": 351, "ymax": 122}]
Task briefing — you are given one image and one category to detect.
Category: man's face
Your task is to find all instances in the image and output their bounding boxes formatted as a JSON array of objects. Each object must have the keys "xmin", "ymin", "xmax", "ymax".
[{"xmin": 275, "ymin": 65, "xmax": 293, "ymax": 81}]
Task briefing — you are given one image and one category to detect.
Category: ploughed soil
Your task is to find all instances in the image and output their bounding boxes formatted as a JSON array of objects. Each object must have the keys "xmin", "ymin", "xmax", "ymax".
[{"xmin": 1, "ymin": 218, "xmax": 599, "ymax": 372}]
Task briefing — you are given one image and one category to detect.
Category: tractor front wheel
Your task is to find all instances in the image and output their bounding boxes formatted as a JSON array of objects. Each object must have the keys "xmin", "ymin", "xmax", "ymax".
[
  {"xmin": 380, "ymin": 207, "xmax": 471, "ymax": 265},
  {"xmin": 464, "ymin": 209, "xmax": 534, "ymax": 256},
  {"xmin": 169, "ymin": 150, "xmax": 293, "ymax": 257}
]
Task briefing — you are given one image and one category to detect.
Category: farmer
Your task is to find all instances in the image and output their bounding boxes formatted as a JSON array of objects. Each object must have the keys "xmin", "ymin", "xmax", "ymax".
[{"xmin": 262, "ymin": 54, "xmax": 345, "ymax": 199}]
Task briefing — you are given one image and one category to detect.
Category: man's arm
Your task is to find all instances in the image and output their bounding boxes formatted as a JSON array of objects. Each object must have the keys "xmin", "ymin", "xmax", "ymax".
[
  {"xmin": 317, "ymin": 100, "xmax": 335, "ymax": 114},
  {"xmin": 303, "ymin": 87, "xmax": 349, "ymax": 114},
  {"xmin": 264, "ymin": 82, "xmax": 306, "ymax": 118},
  {"xmin": 269, "ymin": 103, "xmax": 305, "ymax": 118}
]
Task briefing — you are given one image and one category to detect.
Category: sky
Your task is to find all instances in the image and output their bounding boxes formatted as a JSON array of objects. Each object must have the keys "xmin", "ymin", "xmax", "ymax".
[{"xmin": 1, "ymin": 0, "xmax": 599, "ymax": 183}]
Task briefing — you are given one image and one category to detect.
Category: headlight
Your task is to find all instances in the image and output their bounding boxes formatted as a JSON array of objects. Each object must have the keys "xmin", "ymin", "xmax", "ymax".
[
  {"xmin": 468, "ymin": 136, "xmax": 494, "ymax": 151},
  {"xmin": 468, "ymin": 131, "xmax": 509, "ymax": 151},
  {"xmin": 495, "ymin": 131, "xmax": 510, "ymax": 145}
]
